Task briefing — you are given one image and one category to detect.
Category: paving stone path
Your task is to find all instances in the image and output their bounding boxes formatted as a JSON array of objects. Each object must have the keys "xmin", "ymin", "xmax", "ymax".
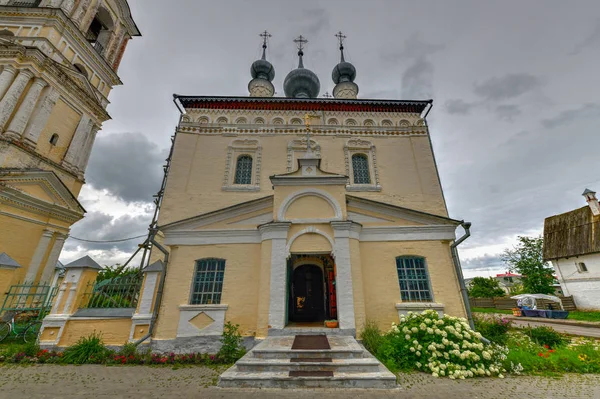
[{"xmin": 1, "ymin": 365, "xmax": 599, "ymax": 398}]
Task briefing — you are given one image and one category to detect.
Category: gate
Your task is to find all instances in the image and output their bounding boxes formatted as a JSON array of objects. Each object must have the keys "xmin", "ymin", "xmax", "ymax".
[{"xmin": 0, "ymin": 283, "xmax": 58, "ymax": 321}]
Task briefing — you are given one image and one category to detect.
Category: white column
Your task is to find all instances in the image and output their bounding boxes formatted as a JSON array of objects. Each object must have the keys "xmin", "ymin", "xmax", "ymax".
[
  {"xmin": 0, "ymin": 65, "xmax": 17, "ymax": 100},
  {"xmin": 4, "ymin": 77, "xmax": 47, "ymax": 139},
  {"xmin": 25, "ymin": 229, "xmax": 54, "ymax": 283},
  {"xmin": 62, "ymin": 114, "xmax": 91, "ymax": 171},
  {"xmin": 260, "ymin": 222, "xmax": 291, "ymax": 330},
  {"xmin": 39, "ymin": 233, "xmax": 67, "ymax": 284},
  {"xmin": 0, "ymin": 69, "xmax": 34, "ymax": 133},
  {"xmin": 22, "ymin": 87, "xmax": 60, "ymax": 148},
  {"xmin": 331, "ymin": 221, "xmax": 358, "ymax": 331},
  {"xmin": 60, "ymin": 0, "xmax": 76, "ymax": 15},
  {"xmin": 76, "ymin": 125, "xmax": 98, "ymax": 173}
]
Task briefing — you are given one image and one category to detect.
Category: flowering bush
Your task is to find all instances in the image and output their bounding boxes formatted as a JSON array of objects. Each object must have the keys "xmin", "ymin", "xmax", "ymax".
[
  {"xmin": 378, "ymin": 310, "xmax": 507, "ymax": 378},
  {"xmin": 473, "ymin": 314, "xmax": 512, "ymax": 344}
]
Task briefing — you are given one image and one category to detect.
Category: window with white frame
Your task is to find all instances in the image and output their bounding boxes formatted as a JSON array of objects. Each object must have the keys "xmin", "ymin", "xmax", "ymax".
[
  {"xmin": 344, "ymin": 138, "xmax": 381, "ymax": 191},
  {"xmin": 222, "ymin": 139, "xmax": 261, "ymax": 191},
  {"xmin": 190, "ymin": 258, "xmax": 225, "ymax": 305},
  {"xmin": 396, "ymin": 256, "xmax": 433, "ymax": 302}
]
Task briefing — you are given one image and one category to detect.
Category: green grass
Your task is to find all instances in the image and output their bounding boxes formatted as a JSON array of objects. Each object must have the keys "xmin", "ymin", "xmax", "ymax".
[{"xmin": 471, "ymin": 307, "xmax": 600, "ymax": 322}]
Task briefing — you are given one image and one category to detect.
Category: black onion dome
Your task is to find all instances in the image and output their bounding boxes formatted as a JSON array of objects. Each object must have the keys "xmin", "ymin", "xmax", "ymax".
[
  {"xmin": 332, "ymin": 61, "xmax": 356, "ymax": 84},
  {"xmin": 251, "ymin": 59, "xmax": 275, "ymax": 81},
  {"xmin": 284, "ymin": 67, "xmax": 320, "ymax": 98}
]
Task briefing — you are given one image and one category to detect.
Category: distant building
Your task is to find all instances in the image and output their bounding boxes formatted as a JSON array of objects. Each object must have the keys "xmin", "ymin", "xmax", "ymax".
[{"xmin": 543, "ymin": 189, "xmax": 600, "ymax": 309}]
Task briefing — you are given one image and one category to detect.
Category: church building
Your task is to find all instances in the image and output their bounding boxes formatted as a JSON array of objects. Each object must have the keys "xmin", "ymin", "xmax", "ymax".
[
  {"xmin": 151, "ymin": 33, "xmax": 469, "ymax": 352},
  {"xmin": 0, "ymin": 0, "xmax": 139, "ymax": 296}
]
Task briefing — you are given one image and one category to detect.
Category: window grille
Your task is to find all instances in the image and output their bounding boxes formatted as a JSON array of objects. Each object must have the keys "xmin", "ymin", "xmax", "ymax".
[
  {"xmin": 190, "ymin": 258, "xmax": 225, "ymax": 305},
  {"xmin": 352, "ymin": 154, "xmax": 371, "ymax": 184},
  {"xmin": 234, "ymin": 155, "xmax": 253, "ymax": 184},
  {"xmin": 396, "ymin": 256, "xmax": 432, "ymax": 302}
]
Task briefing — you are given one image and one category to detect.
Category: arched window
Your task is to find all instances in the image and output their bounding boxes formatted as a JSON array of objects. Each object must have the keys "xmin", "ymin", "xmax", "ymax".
[
  {"xmin": 190, "ymin": 258, "xmax": 226, "ymax": 305},
  {"xmin": 49, "ymin": 133, "xmax": 59, "ymax": 146},
  {"xmin": 396, "ymin": 256, "xmax": 432, "ymax": 302},
  {"xmin": 351, "ymin": 154, "xmax": 371, "ymax": 184},
  {"xmin": 234, "ymin": 155, "xmax": 253, "ymax": 184}
]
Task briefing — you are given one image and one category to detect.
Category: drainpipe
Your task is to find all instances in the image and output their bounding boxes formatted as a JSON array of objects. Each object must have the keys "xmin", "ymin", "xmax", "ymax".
[{"xmin": 450, "ymin": 221, "xmax": 475, "ymax": 330}]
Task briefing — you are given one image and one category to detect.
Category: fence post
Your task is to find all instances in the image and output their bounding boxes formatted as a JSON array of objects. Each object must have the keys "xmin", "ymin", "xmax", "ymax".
[
  {"xmin": 39, "ymin": 256, "xmax": 101, "ymax": 348},
  {"xmin": 129, "ymin": 260, "xmax": 163, "ymax": 343}
]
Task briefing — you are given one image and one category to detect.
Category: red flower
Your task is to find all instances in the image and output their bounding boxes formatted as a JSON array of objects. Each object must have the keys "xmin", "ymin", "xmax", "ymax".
[
  {"xmin": 538, "ymin": 353, "xmax": 544, "ymax": 357},
  {"xmin": 544, "ymin": 345, "xmax": 550, "ymax": 349}
]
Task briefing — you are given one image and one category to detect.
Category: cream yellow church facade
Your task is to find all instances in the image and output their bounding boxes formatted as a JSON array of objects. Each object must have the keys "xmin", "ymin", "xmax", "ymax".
[
  {"xmin": 0, "ymin": 0, "xmax": 139, "ymax": 299},
  {"xmin": 149, "ymin": 37, "xmax": 469, "ymax": 352}
]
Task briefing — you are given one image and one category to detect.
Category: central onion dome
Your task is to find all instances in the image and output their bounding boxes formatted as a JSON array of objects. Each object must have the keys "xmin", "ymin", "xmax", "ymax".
[
  {"xmin": 284, "ymin": 35, "xmax": 320, "ymax": 98},
  {"xmin": 248, "ymin": 31, "xmax": 276, "ymax": 97}
]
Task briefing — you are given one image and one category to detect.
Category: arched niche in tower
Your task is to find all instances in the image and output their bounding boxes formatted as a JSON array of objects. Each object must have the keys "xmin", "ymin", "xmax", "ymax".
[{"xmin": 86, "ymin": 6, "xmax": 115, "ymax": 56}]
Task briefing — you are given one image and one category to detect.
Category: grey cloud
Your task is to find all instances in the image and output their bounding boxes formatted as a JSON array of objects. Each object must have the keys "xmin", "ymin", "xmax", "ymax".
[
  {"xmin": 474, "ymin": 73, "xmax": 542, "ymax": 102},
  {"xmin": 495, "ymin": 104, "xmax": 521, "ymax": 122},
  {"xmin": 571, "ymin": 18, "xmax": 600, "ymax": 55},
  {"xmin": 401, "ymin": 56, "xmax": 434, "ymax": 99},
  {"xmin": 445, "ymin": 99, "xmax": 472, "ymax": 115},
  {"xmin": 65, "ymin": 211, "xmax": 151, "ymax": 253},
  {"xmin": 541, "ymin": 103, "xmax": 600, "ymax": 129},
  {"xmin": 86, "ymin": 132, "xmax": 167, "ymax": 203},
  {"xmin": 462, "ymin": 254, "xmax": 505, "ymax": 272},
  {"xmin": 301, "ymin": 8, "xmax": 330, "ymax": 37},
  {"xmin": 382, "ymin": 32, "xmax": 444, "ymax": 64}
]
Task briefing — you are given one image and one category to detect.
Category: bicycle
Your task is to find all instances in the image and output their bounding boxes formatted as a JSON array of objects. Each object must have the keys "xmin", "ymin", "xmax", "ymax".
[{"xmin": 0, "ymin": 311, "xmax": 43, "ymax": 343}]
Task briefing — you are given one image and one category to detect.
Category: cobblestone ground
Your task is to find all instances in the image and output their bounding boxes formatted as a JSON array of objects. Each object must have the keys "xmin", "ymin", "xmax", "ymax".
[{"xmin": 0, "ymin": 365, "xmax": 599, "ymax": 399}]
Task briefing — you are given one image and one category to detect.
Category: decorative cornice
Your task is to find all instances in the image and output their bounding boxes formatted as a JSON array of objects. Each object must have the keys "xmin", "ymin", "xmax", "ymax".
[{"xmin": 163, "ymin": 229, "xmax": 261, "ymax": 246}]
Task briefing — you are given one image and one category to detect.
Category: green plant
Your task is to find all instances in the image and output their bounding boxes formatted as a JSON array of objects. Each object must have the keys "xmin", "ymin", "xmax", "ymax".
[
  {"xmin": 118, "ymin": 341, "xmax": 139, "ymax": 357},
  {"xmin": 522, "ymin": 326, "xmax": 567, "ymax": 349},
  {"xmin": 361, "ymin": 320, "xmax": 383, "ymax": 355},
  {"xmin": 376, "ymin": 310, "xmax": 507, "ymax": 378},
  {"xmin": 61, "ymin": 332, "xmax": 112, "ymax": 364},
  {"xmin": 468, "ymin": 277, "xmax": 506, "ymax": 298},
  {"xmin": 217, "ymin": 322, "xmax": 245, "ymax": 363},
  {"xmin": 96, "ymin": 264, "xmax": 141, "ymax": 282},
  {"xmin": 473, "ymin": 314, "xmax": 512, "ymax": 345}
]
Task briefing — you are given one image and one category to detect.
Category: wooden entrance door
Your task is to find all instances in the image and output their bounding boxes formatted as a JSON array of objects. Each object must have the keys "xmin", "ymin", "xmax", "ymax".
[{"xmin": 289, "ymin": 264, "xmax": 325, "ymax": 322}]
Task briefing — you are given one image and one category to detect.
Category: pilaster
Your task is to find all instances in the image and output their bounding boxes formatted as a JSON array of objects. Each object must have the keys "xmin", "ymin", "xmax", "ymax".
[
  {"xmin": 0, "ymin": 69, "xmax": 34, "ymax": 135},
  {"xmin": 24, "ymin": 229, "xmax": 54, "ymax": 283},
  {"xmin": 331, "ymin": 221, "xmax": 362, "ymax": 331},
  {"xmin": 62, "ymin": 114, "xmax": 91, "ymax": 172},
  {"xmin": 76, "ymin": 125, "xmax": 98, "ymax": 174},
  {"xmin": 259, "ymin": 222, "xmax": 291, "ymax": 330},
  {"xmin": 22, "ymin": 87, "xmax": 60, "ymax": 148},
  {"xmin": 39, "ymin": 233, "xmax": 67, "ymax": 284},
  {"xmin": 4, "ymin": 78, "xmax": 48, "ymax": 139}
]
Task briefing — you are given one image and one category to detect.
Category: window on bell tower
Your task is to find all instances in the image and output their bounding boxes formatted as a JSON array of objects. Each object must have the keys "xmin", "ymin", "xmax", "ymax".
[{"xmin": 234, "ymin": 155, "xmax": 253, "ymax": 185}]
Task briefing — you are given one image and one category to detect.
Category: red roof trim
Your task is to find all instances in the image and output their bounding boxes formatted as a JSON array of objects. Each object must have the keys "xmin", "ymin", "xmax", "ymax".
[{"xmin": 177, "ymin": 96, "xmax": 430, "ymax": 114}]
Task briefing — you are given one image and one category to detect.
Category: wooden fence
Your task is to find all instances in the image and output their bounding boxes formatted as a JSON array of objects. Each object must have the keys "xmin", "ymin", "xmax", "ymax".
[{"xmin": 469, "ymin": 296, "xmax": 577, "ymax": 311}]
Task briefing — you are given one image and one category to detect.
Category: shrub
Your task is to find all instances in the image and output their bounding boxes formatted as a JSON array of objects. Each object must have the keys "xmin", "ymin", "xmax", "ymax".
[
  {"xmin": 118, "ymin": 342, "xmax": 139, "ymax": 358},
  {"xmin": 361, "ymin": 320, "xmax": 383, "ymax": 355},
  {"xmin": 473, "ymin": 314, "xmax": 511, "ymax": 344},
  {"xmin": 522, "ymin": 326, "xmax": 567, "ymax": 349},
  {"xmin": 378, "ymin": 310, "xmax": 507, "ymax": 378},
  {"xmin": 217, "ymin": 321, "xmax": 246, "ymax": 363},
  {"xmin": 61, "ymin": 332, "xmax": 112, "ymax": 364}
]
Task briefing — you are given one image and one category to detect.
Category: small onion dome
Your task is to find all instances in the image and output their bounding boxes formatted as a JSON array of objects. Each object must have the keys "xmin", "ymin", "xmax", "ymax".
[
  {"xmin": 251, "ymin": 58, "xmax": 275, "ymax": 81},
  {"xmin": 332, "ymin": 61, "xmax": 356, "ymax": 84}
]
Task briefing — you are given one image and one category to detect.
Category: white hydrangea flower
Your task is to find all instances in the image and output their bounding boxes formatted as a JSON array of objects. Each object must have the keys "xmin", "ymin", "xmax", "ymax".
[
  {"xmin": 427, "ymin": 328, "xmax": 434, "ymax": 334},
  {"xmin": 416, "ymin": 351, "xmax": 421, "ymax": 356},
  {"xmin": 411, "ymin": 327, "xmax": 418, "ymax": 333},
  {"xmin": 405, "ymin": 334, "xmax": 411, "ymax": 340}
]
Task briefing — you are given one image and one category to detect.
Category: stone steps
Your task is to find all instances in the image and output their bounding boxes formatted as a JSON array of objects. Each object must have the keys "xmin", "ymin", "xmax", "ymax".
[
  {"xmin": 218, "ymin": 335, "xmax": 397, "ymax": 389},
  {"xmin": 235, "ymin": 357, "xmax": 382, "ymax": 372}
]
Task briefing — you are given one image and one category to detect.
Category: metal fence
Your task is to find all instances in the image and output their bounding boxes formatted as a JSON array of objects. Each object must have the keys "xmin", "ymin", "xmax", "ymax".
[
  {"xmin": 81, "ymin": 275, "xmax": 143, "ymax": 309},
  {"xmin": 1, "ymin": 283, "xmax": 58, "ymax": 321}
]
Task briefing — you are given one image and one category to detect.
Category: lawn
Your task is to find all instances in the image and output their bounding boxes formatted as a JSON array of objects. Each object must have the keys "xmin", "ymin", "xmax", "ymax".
[{"xmin": 471, "ymin": 307, "xmax": 600, "ymax": 322}]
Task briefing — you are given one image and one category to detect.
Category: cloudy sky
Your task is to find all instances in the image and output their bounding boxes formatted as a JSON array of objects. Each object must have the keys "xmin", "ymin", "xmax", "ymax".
[{"xmin": 61, "ymin": 0, "xmax": 600, "ymax": 278}]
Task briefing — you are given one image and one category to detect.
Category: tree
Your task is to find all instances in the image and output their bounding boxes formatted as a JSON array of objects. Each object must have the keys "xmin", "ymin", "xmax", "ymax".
[
  {"xmin": 502, "ymin": 236, "xmax": 555, "ymax": 295},
  {"xmin": 468, "ymin": 277, "xmax": 506, "ymax": 298}
]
